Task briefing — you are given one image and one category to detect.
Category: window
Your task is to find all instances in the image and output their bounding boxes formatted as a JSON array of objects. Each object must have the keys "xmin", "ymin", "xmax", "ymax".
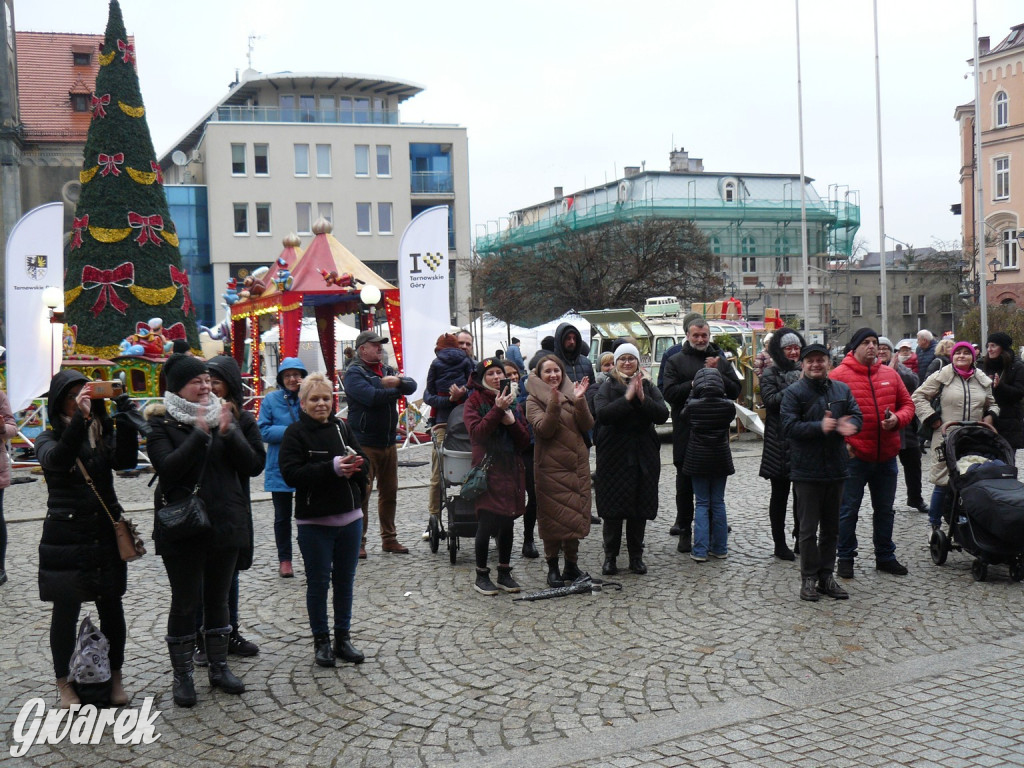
[
  {"xmin": 294, "ymin": 144, "xmax": 309, "ymax": 176},
  {"xmin": 319, "ymin": 95, "xmax": 336, "ymax": 121},
  {"xmin": 356, "ymin": 203, "xmax": 371, "ymax": 234},
  {"xmin": 353, "ymin": 97, "xmax": 369, "ymax": 123},
  {"xmin": 231, "ymin": 144, "xmax": 246, "ymax": 175},
  {"xmin": 317, "ymin": 202, "xmax": 333, "ymax": 225},
  {"xmin": 316, "ymin": 144, "xmax": 331, "ymax": 176},
  {"xmin": 255, "ymin": 203, "xmax": 271, "ymax": 235},
  {"xmin": 740, "ymin": 236, "xmax": 756, "ymax": 273},
  {"xmin": 233, "ymin": 203, "xmax": 248, "ymax": 235},
  {"xmin": 299, "ymin": 94, "xmax": 316, "ymax": 122},
  {"xmin": 70, "ymin": 93, "xmax": 91, "ymax": 112},
  {"xmin": 917, "ymin": 295, "xmax": 926, "ymax": 314},
  {"xmin": 296, "ymin": 203, "xmax": 311, "ymax": 234},
  {"xmin": 253, "ymin": 144, "xmax": 268, "ymax": 175},
  {"xmin": 995, "ymin": 156, "xmax": 1010, "ymax": 200},
  {"xmin": 723, "ymin": 181, "xmax": 736, "ymax": 203},
  {"xmin": 376, "ymin": 145, "xmax": 391, "ymax": 177},
  {"xmin": 940, "ymin": 294, "xmax": 953, "ymax": 313},
  {"xmin": 851, "ymin": 296, "xmax": 862, "ymax": 316},
  {"xmin": 902, "ymin": 295, "xmax": 911, "ymax": 315},
  {"xmin": 654, "ymin": 337, "xmax": 676, "ymax": 362},
  {"xmin": 996, "ymin": 91, "xmax": 1009, "ymax": 128},
  {"xmin": 876, "ymin": 295, "xmax": 883, "ymax": 315},
  {"xmin": 1003, "ymin": 229, "xmax": 1019, "ymax": 268},
  {"xmin": 378, "ymin": 202, "xmax": 393, "ymax": 234},
  {"xmin": 710, "ymin": 236, "xmax": 721, "ymax": 254},
  {"xmin": 773, "ymin": 237, "xmax": 790, "ymax": 272},
  {"xmin": 72, "ymin": 51, "xmax": 91, "ymax": 66},
  {"xmin": 355, "ymin": 145, "xmax": 369, "ymax": 177},
  {"xmin": 279, "ymin": 94, "xmax": 295, "ymax": 120}
]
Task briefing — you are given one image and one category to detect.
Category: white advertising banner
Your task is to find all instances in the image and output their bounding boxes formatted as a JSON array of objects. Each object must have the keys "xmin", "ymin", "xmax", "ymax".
[
  {"xmin": 5, "ymin": 202, "xmax": 64, "ymax": 412},
  {"xmin": 397, "ymin": 206, "xmax": 450, "ymax": 403}
]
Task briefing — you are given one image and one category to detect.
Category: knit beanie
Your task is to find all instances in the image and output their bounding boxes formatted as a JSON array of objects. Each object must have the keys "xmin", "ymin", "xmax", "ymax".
[
  {"xmin": 614, "ymin": 343, "xmax": 640, "ymax": 363},
  {"xmin": 950, "ymin": 341, "xmax": 977, "ymax": 363},
  {"xmin": 435, "ymin": 332, "xmax": 459, "ymax": 352},
  {"xmin": 845, "ymin": 327, "xmax": 879, "ymax": 354},
  {"xmin": 162, "ymin": 353, "xmax": 208, "ymax": 394},
  {"xmin": 988, "ymin": 331, "xmax": 1013, "ymax": 352},
  {"xmin": 476, "ymin": 357, "xmax": 505, "ymax": 380},
  {"xmin": 877, "ymin": 336, "xmax": 894, "ymax": 351},
  {"xmin": 778, "ymin": 332, "xmax": 801, "ymax": 349}
]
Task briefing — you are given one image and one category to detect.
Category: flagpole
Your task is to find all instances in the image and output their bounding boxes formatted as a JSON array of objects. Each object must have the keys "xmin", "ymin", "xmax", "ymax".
[
  {"xmin": 872, "ymin": 0, "xmax": 889, "ymax": 340},
  {"xmin": 973, "ymin": 0, "xmax": 989, "ymax": 344},
  {"xmin": 795, "ymin": 0, "xmax": 811, "ymax": 337}
]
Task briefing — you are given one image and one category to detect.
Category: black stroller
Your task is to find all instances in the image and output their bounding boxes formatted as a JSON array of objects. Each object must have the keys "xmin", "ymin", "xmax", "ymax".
[
  {"xmin": 427, "ymin": 404, "xmax": 478, "ymax": 564},
  {"xmin": 929, "ymin": 421, "xmax": 1024, "ymax": 582}
]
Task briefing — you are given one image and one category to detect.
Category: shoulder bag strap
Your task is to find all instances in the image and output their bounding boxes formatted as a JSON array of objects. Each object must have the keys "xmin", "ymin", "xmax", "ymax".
[{"xmin": 75, "ymin": 457, "xmax": 120, "ymax": 529}]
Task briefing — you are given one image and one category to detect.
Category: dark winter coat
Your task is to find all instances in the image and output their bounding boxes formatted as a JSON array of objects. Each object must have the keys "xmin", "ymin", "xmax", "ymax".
[
  {"xmin": 279, "ymin": 411, "xmax": 370, "ymax": 518},
  {"xmin": 890, "ymin": 360, "xmax": 919, "ymax": 451},
  {"xmin": 37, "ymin": 370, "xmax": 138, "ymax": 603},
  {"xmin": 678, "ymin": 368, "xmax": 736, "ymax": 477},
  {"xmin": 424, "ymin": 347, "xmax": 473, "ymax": 427},
  {"xmin": 593, "ymin": 375, "xmax": 669, "ymax": 521},
  {"xmin": 915, "ymin": 343, "xmax": 936, "ymax": 376},
  {"xmin": 343, "ymin": 357, "xmax": 416, "ymax": 448},
  {"xmin": 781, "ymin": 375, "xmax": 863, "ymax": 483},
  {"xmin": 553, "ymin": 322, "xmax": 595, "ymax": 384},
  {"xmin": 463, "ymin": 381, "xmax": 530, "ymax": 519},
  {"xmin": 146, "ymin": 401, "xmax": 264, "ymax": 557},
  {"xmin": 662, "ymin": 340, "xmax": 741, "ymax": 465},
  {"xmin": 829, "ymin": 352, "xmax": 915, "ymax": 463},
  {"xmin": 926, "ymin": 354, "xmax": 950, "ymax": 378},
  {"xmin": 526, "ymin": 374, "xmax": 594, "ymax": 541},
  {"xmin": 982, "ymin": 352, "xmax": 1024, "ymax": 449},
  {"xmin": 757, "ymin": 328, "xmax": 805, "ymax": 480}
]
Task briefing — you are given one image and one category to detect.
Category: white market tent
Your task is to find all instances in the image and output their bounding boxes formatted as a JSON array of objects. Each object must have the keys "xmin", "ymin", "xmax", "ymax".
[
  {"xmin": 477, "ymin": 311, "xmax": 591, "ymax": 365},
  {"xmin": 248, "ymin": 316, "xmax": 364, "ymax": 378}
]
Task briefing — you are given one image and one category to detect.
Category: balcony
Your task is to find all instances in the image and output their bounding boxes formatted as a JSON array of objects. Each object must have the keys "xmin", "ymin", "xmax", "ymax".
[
  {"xmin": 214, "ymin": 105, "xmax": 399, "ymax": 125},
  {"xmin": 411, "ymin": 171, "xmax": 454, "ymax": 194}
]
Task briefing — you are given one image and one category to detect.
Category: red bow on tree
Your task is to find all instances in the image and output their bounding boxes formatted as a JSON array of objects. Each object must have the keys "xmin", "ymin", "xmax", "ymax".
[
  {"xmin": 98, "ymin": 152, "xmax": 124, "ymax": 177},
  {"xmin": 71, "ymin": 215, "xmax": 89, "ymax": 250},
  {"xmin": 91, "ymin": 94, "xmax": 110, "ymax": 119},
  {"xmin": 82, "ymin": 262, "xmax": 135, "ymax": 317},
  {"xmin": 163, "ymin": 322, "xmax": 187, "ymax": 341},
  {"xmin": 127, "ymin": 212, "xmax": 163, "ymax": 246},
  {"xmin": 150, "ymin": 161, "xmax": 164, "ymax": 185},
  {"xmin": 117, "ymin": 39, "xmax": 135, "ymax": 64},
  {"xmin": 169, "ymin": 266, "xmax": 195, "ymax": 315}
]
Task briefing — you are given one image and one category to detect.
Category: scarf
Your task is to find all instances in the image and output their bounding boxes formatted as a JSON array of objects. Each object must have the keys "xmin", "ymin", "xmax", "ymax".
[
  {"xmin": 61, "ymin": 413, "xmax": 103, "ymax": 450},
  {"xmin": 164, "ymin": 391, "xmax": 223, "ymax": 429}
]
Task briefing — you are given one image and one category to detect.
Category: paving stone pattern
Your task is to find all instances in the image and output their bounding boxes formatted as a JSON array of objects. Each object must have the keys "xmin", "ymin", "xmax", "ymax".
[{"xmin": 2, "ymin": 436, "xmax": 1023, "ymax": 766}]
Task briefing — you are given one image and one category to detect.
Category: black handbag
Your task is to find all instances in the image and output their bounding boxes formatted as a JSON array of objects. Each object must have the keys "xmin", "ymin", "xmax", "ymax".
[{"xmin": 155, "ymin": 445, "xmax": 211, "ymax": 543}]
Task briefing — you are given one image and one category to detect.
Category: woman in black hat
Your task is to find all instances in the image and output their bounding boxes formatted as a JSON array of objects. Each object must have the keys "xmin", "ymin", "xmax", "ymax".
[
  {"xmin": 981, "ymin": 332, "xmax": 1024, "ymax": 450},
  {"xmin": 147, "ymin": 354, "xmax": 264, "ymax": 707}
]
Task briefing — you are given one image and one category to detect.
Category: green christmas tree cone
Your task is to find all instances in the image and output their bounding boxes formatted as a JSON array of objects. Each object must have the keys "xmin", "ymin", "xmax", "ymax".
[{"xmin": 65, "ymin": 0, "xmax": 199, "ymax": 358}]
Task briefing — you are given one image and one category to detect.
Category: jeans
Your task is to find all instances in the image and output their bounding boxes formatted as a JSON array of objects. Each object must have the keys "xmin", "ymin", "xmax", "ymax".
[
  {"xmin": 50, "ymin": 596, "xmax": 125, "ymax": 678},
  {"xmin": 475, "ymin": 509, "xmax": 515, "ymax": 569},
  {"xmin": 691, "ymin": 475, "xmax": 727, "ymax": 557},
  {"xmin": 929, "ymin": 484, "xmax": 952, "ymax": 530},
  {"xmin": 297, "ymin": 520, "xmax": 362, "ymax": 636},
  {"xmin": 272, "ymin": 492, "xmax": 294, "ymax": 563},
  {"xmin": 793, "ymin": 481, "xmax": 845, "ymax": 578},
  {"xmin": 362, "ymin": 444, "xmax": 399, "ymax": 545},
  {"xmin": 163, "ymin": 548, "xmax": 239, "ymax": 637},
  {"xmin": 837, "ymin": 457, "xmax": 898, "ymax": 563}
]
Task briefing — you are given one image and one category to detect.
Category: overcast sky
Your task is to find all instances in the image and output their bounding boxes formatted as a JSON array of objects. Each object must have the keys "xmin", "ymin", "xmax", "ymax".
[{"xmin": 14, "ymin": 0, "xmax": 1024, "ymax": 255}]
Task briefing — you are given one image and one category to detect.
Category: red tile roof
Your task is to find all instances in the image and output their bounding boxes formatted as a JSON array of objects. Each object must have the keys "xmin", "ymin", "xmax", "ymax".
[{"xmin": 15, "ymin": 31, "xmax": 133, "ymax": 144}]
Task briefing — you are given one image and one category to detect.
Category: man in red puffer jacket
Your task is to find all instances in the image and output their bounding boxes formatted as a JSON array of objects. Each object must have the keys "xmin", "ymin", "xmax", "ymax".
[{"xmin": 829, "ymin": 327, "xmax": 915, "ymax": 580}]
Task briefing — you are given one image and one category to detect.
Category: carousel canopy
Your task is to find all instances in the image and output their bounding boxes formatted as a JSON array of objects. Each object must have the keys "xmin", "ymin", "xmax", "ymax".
[
  {"xmin": 287, "ymin": 217, "xmax": 396, "ymax": 304},
  {"xmin": 260, "ymin": 233, "xmax": 304, "ymax": 297}
]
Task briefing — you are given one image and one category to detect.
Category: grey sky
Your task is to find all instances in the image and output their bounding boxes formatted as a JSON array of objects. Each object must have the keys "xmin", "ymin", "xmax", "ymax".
[{"xmin": 15, "ymin": 0, "xmax": 1023, "ymax": 255}]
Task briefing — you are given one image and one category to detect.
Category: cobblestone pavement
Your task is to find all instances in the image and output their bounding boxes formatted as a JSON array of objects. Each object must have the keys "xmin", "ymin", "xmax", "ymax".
[{"xmin": 2, "ymin": 435, "xmax": 1024, "ymax": 766}]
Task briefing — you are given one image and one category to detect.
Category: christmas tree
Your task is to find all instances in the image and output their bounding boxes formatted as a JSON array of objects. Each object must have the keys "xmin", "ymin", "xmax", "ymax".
[{"xmin": 64, "ymin": 0, "xmax": 198, "ymax": 358}]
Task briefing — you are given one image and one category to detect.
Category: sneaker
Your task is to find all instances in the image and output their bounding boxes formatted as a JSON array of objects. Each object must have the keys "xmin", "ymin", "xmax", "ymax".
[
  {"xmin": 474, "ymin": 569, "xmax": 499, "ymax": 596},
  {"xmin": 495, "ymin": 568, "xmax": 521, "ymax": 593},
  {"xmin": 421, "ymin": 527, "xmax": 430, "ymax": 541},
  {"xmin": 836, "ymin": 559, "xmax": 854, "ymax": 579},
  {"xmin": 359, "ymin": 546, "xmax": 367, "ymax": 560},
  {"xmin": 228, "ymin": 629, "xmax": 259, "ymax": 657},
  {"xmin": 710, "ymin": 551, "xmax": 728, "ymax": 559},
  {"xmin": 875, "ymin": 559, "xmax": 909, "ymax": 576},
  {"xmin": 690, "ymin": 553, "xmax": 707, "ymax": 563},
  {"xmin": 800, "ymin": 577, "xmax": 820, "ymax": 602},
  {"xmin": 816, "ymin": 574, "xmax": 849, "ymax": 599}
]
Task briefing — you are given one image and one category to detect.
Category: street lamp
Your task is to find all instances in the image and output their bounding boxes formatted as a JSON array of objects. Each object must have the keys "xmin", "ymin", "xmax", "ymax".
[
  {"xmin": 42, "ymin": 286, "xmax": 64, "ymax": 378},
  {"xmin": 359, "ymin": 284, "xmax": 381, "ymax": 332}
]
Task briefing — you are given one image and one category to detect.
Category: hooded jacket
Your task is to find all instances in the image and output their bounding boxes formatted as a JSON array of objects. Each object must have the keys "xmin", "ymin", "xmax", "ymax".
[
  {"xmin": 678, "ymin": 368, "xmax": 736, "ymax": 477},
  {"xmin": 758, "ymin": 328, "xmax": 805, "ymax": 480},
  {"xmin": 37, "ymin": 370, "xmax": 138, "ymax": 603},
  {"xmin": 829, "ymin": 351, "xmax": 915, "ymax": 463},
  {"xmin": 258, "ymin": 356, "xmax": 307, "ymax": 492},
  {"xmin": 981, "ymin": 350, "xmax": 1024, "ymax": 449},
  {"xmin": 424, "ymin": 347, "xmax": 474, "ymax": 427},
  {"xmin": 553, "ymin": 323, "xmax": 595, "ymax": 384}
]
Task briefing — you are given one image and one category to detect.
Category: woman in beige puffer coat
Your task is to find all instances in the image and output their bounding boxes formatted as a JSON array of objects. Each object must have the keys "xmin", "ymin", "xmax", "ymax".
[{"xmin": 526, "ymin": 355, "xmax": 594, "ymax": 587}]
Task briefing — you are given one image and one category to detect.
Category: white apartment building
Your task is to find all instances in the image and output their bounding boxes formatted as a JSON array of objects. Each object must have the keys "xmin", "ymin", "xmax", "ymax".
[{"xmin": 158, "ymin": 69, "xmax": 470, "ymax": 324}]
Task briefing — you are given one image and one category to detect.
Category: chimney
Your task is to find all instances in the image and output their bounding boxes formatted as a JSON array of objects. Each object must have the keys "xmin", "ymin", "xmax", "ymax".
[
  {"xmin": 623, "ymin": 166, "xmax": 640, "ymax": 178},
  {"xmin": 979, "ymin": 36, "xmax": 990, "ymax": 56},
  {"xmin": 670, "ymin": 148, "xmax": 703, "ymax": 173},
  {"xmin": 554, "ymin": 186, "xmax": 563, "ymax": 201}
]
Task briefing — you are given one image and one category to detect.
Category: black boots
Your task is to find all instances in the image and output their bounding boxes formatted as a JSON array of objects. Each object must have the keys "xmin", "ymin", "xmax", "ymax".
[
  {"xmin": 676, "ymin": 529, "xmax": 692, "ymax": 554},
  {"xmin": 521, "ymin": 537, "xmax": 540, "ymax": 559},
  {"xmin": 495, "ymin": 566, "xmax": 521, "ymax": 593},
  {"xmin": 602, "ymin": 556, "xmax": 618, "ymax": 576},
  {"xmin": 800, "ymin": 577, "xmax": 819, "ymax": 601},
  {"xmin": 628, "ymin": 556, "xmax": 648, "ymax": 575},
  {"xmin": 205, "ymin": 626, "xmax": 245, "ymax": 694},
  {"xmin": 474, "ymin": 567, "xmax": 499, "ymax": 595},
  {"xmin": 166, "ymin": 634, "xmax": 197, "ymax": 708},
  {"xmin": 334, "ymin": 632, "xmax": 365, "ymax": 664},
  {"xmin": 546, "ymin": 558, "xmax": 563, "ymax": 587},
  {"xmin": 314, "ymin": 633, "xmax": 336, "ymax": 667},
  {"xmin": 561, "ymin": 559, "xmax": 583, "ymax": 583}
]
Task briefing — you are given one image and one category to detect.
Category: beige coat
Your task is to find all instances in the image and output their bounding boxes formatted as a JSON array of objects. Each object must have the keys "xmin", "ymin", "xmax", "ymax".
[
  {"xmin": 526, "ymin": 374, "xmax": 595, "ymax": 542},
  {"xmin": 913, "ymin": 365, "xmax": 998, "ymax": 485}
]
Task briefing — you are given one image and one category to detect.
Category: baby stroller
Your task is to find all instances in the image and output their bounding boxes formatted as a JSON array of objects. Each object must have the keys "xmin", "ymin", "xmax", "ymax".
[
  {"xmin": 427, "ymin": 404, "xmax": 478, "ymax": 563},
  {"xmin": 929, "ymin": 421, "xmax": 1024, "ymax": 582}
]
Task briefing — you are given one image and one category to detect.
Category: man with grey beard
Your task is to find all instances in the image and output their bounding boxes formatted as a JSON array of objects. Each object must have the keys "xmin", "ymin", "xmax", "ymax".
[{"xmin": 662, "ymin": 319, "xmax": 741, "ymax": 552}]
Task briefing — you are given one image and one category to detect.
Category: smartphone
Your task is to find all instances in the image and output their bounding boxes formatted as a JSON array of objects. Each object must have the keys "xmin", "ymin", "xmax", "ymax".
[
  {"xmin": 884, "ymin": 408, "xmax": 893, "ymax": 419},
  {"xmin": 499, "ymin": 379, "xmax": 511, "ymax": 396},
  {"xmin": 89, "ymin": 380, "xmax": 123, "ymax": 399},
  {"xmin": 344, "ymin": 446, "xmax": 358, "ymax": 456}
]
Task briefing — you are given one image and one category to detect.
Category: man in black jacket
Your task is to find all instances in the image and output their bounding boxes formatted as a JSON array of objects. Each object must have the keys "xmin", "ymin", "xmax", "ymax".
[
  {"xmin": 662, "ymin": 318, "xmax": 741, "ymax": 552},
  {"xmin": 781, "ymin": 344, "xmax": 861, "ymax": 602},
  {"xmin": 553, "ymin": 322, "xmax": 595, "ymax": 384}
]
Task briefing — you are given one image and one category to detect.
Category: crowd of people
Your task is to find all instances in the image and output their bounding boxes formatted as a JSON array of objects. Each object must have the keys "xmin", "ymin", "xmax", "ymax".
[{"xmin": 16, "ymin": 316, "xmax": 1024, "ymax": 709}]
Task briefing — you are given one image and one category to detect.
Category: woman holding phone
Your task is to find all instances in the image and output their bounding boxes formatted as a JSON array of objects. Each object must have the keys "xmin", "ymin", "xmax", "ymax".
[{"xmin": 279, "ymin": 373, "xmax": 369, "ymax": 666}]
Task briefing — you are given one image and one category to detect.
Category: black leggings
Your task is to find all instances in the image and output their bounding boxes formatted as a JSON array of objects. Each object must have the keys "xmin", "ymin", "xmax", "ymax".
[
  {"xmin": 522, "ymin": 449, "xmax": 537, "ymax": 541},
  {"xmin": 162, "ymin": 548, "xmax": 238, "ymax": 637},
  {"xmin": 0, "ymin": 487, "xmax": 6, "ymax": 571},
  {"xmin": 50, "ymin": 596, "xmax": 125, "ymax": 678},
  {"xmin": 475, "ymin": 509, "xmax": 515, "ymax": 569}
]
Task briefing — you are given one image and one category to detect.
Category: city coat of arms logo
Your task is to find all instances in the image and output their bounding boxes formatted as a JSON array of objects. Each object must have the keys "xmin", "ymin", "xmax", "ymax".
[{"xmin": 25, "ymin": 254, "xmax": 47, "ymax": 281}]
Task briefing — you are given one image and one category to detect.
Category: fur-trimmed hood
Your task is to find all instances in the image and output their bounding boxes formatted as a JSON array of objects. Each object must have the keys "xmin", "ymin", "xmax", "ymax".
[{"xmin": 766, "ymin": 327, "xmax": 806, "ymax": 372}]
